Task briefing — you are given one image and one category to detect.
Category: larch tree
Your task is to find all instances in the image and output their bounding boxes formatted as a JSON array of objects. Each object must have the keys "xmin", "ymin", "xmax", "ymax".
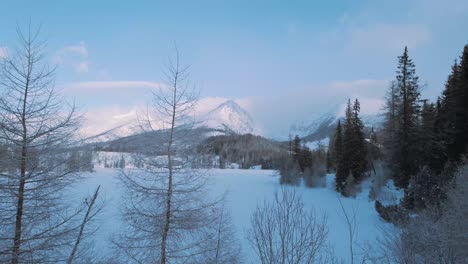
[
  {"xmin": 0, "ymin": 26, "xmax": 99, "ymax": 263},
  {"xmin": 115, "ymin": 51, "xmax": 232, "ymax": 263}
]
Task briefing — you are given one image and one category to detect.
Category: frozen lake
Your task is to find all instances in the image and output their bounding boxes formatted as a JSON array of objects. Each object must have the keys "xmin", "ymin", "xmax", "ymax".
[{"xmin": 73, "ymin": 168, "xmax": 392, "ymax": 263}]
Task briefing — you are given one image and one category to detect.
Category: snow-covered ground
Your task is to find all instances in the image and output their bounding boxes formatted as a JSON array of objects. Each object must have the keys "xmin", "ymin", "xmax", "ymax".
[{"xmin": 74, "ymin": 168, "xmax": 395, "ymax": 263}]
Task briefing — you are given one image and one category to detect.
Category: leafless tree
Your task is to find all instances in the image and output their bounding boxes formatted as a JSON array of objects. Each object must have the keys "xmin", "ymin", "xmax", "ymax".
[
  {"xmin": 247, "ymin": 188, "xmax": 329, "ymax": 264},
  {"xmin": 67, "ymin": 185, "xmax": 102, "ymax": 264},
  {"xmin": 0, "ymin": 25, "xmax": 99, "ymax": 263},
  {"xmin": 172, "ymin": 197, "xmax": 243, "ymax": 264},
  {"xmin": 337, "ymin": 195, "xmax": 358, "ymax": 264},
  {"xmin": 114, "ymin": 50, "xmax": 225, "ymax": 263}
]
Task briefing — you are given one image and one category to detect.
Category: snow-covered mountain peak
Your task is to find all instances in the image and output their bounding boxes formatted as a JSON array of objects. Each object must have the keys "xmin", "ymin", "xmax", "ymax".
[{"xmin": 202, "ymin": 100, "xmax": 254, "ymax": 134}]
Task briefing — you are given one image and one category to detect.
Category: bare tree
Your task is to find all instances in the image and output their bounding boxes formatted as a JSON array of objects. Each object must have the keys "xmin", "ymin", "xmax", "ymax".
[
  {"xmin": 198, "ymin": 200, "xmax": 242, "ymax": 264},
  {"xmin": 0, "ymin": 25, "xmax": 97, "ymax": 263},
  {"xmin": 247, "ymin": 188, "xmax": 329, "ymax": 264},
  {"xmin": 67, "ymin": 185, "xmax": 102, "ymax": 264},
  {"xmin": 114, "ymin": 50, "xmax": 223, "ymax": 263},
  {"xmin": 337, "ymin": 195, "xmax": 358, "ymax": 264}
]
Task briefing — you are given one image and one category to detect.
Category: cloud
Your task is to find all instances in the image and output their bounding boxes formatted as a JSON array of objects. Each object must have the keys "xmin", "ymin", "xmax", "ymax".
[
  {"xmin": 193, "ymin": 97, "xmax": 230, "ymax": 116},
  {"xmin": 55, "ymin": 41, "xmax": 89, "ymax": 74},
  {"xmin": 56, "ymin": 41, "xmax": 88, "ymax": 60},
  {"xmin": 0, "ymin": 47, "xmax": 8, "ymax": 58},
  {"xmin": 242, "ymin": 79, "xmax": 389, "ymax": 138},
  {"xmin": 76, "ymin": 79, "xmax": 390, "ymax": 139},
  {"xmin": 81, "ymin": 106, "xmax": 140, "ymax": 138}
]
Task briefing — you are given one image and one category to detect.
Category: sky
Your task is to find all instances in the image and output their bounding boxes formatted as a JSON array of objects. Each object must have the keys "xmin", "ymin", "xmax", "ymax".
[{"xmin": 1, "ymin": 0, "xmax": 467, "ymax": 138}]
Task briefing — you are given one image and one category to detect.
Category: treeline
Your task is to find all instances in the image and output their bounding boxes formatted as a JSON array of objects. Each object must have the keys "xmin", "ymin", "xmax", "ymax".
[
  {"xmin": 327, "ymin": 45, "xmax": 468, "ymax": 262},
  {"xmin": 377, "ymin": 46, "xmax": 468, "ymax": 212},
  {"xmin": 198, "ymin": 133, "xmax": 289, "ymax": 169}
]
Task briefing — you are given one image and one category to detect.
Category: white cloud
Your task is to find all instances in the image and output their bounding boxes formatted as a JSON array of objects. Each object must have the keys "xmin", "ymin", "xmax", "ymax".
[
  {"xmin": 0, "ymin": 47, "xmax": 8, "ymax": 58},
  {"xmin": 56, "ymin": 41, "xmax": 88, "ymax": 60},
  {"xmin": 81, "ymin": 106, "xmax": 140, "ymax": 138},
  {"xmin": 193, "ymin": 97, "xmax": 229, "ymax": 116},
  {"xmin": 55, "ymin": 41, "xmax": 89, "ymax": 74}
]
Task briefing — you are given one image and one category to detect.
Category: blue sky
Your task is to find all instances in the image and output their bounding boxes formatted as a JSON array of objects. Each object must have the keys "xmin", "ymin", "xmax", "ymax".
[{"xmin": 1, "ymin": 0, "xmax": 467, "ymax": 137}]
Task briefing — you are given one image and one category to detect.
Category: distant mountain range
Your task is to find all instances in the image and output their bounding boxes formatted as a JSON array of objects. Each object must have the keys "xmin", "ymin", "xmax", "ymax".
[{"xmin": 86, "ymin": 99, "xmax": 383, "ymax": 148}]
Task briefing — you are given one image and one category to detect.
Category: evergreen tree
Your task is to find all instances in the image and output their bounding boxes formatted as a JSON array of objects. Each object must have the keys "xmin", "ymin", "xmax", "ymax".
[
  {"xmin": 369, "ymin": 127, "xmax": 378, "ymax": 145},
  {"xmin": 438, "ymin": 60, "xmax": 462, "ymax": 161},
  {"xmin": 341, "ymin": 99, "xmax": 367, "ymax": 189},
  {"xmin": 382, "ymin": 81, "xmax": 400, "ymax": 149},
  {"xmin": 389, "ymin": 46, "xmax": 423, "ymax": 188},
  {"xmin": 297, "ymin": 145, "xmax": 313, "ymax": 171},
  {"xmin": 420, "ymin": 101, "xmax": 446, "ymax": 173},
  {"xmin": 350, "ymin": 98, "xmax": 367, "ymax": 182},
  {"xmin": 292, "ymin": 135, "xmax": 301, "ymax": 162},
  {"xmin": 326, "ymin": 149, "xmax": 331, "ymax": 173},
  {"xmin": 458, "ymin": 45, "xmax": 468, "ymax": 155},
  {"xmin": 435, "ymin": 45, "xmax": 468, "ymax": 161},
  {"xmin": 334, "ymin": 120, "xmax": 347, "ymax": 192}
]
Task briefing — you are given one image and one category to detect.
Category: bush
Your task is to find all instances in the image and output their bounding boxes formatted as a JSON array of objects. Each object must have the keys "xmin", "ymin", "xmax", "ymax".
[
  {"xmin": 375, "ymin": 201, "xmax": 408, "ymax": 225},
  {"xmin": 304, "ymin": 165, "xmax": 326, "ymax": 188},
  {"xmin": 279, "ymin": 159, "xmax": 301, "ymax": 185}
]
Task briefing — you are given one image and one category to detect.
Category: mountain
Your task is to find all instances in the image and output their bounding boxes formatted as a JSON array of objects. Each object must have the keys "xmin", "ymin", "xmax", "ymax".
[
  {"xmin": 201, "ymin": 100, "xmax": 254, "ymax": 135},
  {"xmin": 295, "ymin": 105, "xmax": 384, "ymax": 144},
  {"xmin": 90, "ymin": 100, "xmax": 255, "ymax": 152},
  {"xmin": 290, "ymin": 104, "xmax": 341, "ymax": 140}
]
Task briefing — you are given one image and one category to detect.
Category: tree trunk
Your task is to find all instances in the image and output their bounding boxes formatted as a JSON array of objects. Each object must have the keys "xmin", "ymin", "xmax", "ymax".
[{"xmin": 160, "ymin": 72, "xmax": 178, "ymax": 264}]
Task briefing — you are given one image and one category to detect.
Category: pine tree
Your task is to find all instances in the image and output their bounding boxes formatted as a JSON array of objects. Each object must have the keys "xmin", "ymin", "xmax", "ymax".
[
  {"xmin": 370, "ymin": 127, "xmax": 378, "ymax": 145},
  {"xmin": 458, "ymin": 45, "xmax": 468, "ymax": 155},
  {"xmin": 382, "ymin": 81, "xmax": 400, "ymax": 148},
  {"xmin": 326, "ymin": 149, "xmax": 331, "ymax": 173},
  {"xmin": 334, "ymin": 120, "xmax": 347, "ymax": 192},
  {"xmin": 389, "ymin": 46, "xmax": 423, "ymax": 188},
  {"xmin": 343, "ymin": 99, "xmax": 354, "ymax": 179},
  {"xmin": 292, "ymin": 135, "xmax": 301, "ymax": 162},
  {"xmin": 436, "ymin": 45, "xmax": 468, "ymax": 161},
  {"xmin": 420, "ymin": 101, "xmax": 446, "ymax": 172},
  {"xmin": 350, "ymin": 98, "xmax": 367, "ymax": 183},
  {"xmin": 438, "ymin": 60, "xmax": 462, "ymax": 161}
]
